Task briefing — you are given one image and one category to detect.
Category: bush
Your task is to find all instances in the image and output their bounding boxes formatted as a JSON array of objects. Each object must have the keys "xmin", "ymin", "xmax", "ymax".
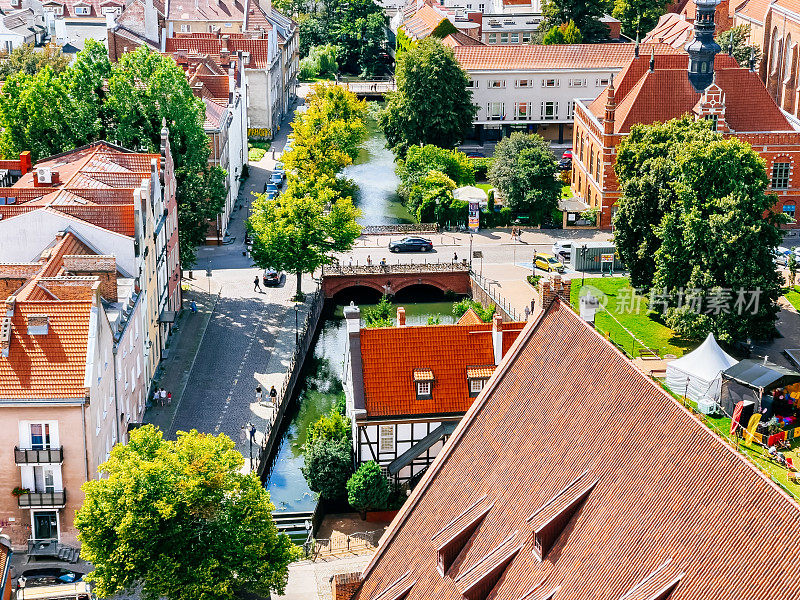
[
  {"xmin": 249, "ymin": 147, "xmax": 267, "ymax": 162},
  {"xmin": 453, "ymin": 299, "xmax": 495, "ymax": 322},
  {"xmin": 364, "ymin": 295, "xmax": 395, "ymax": 328},
  {"xmin": 560, "ymin": 169, "xmax": 571, "ymax": 185},
  {"xmin": 527, "ymin": 274, "xmax": 542, "ymax": 287},
  {"xmin": 346, "ymin": 461, "xmax": 391, "ymax": 517},
  {"xmin": 480, "ymin": 207, "xmax": 512, "ymax": 228},
  {"xmin": 307, "ymin": 410, "xmax": 351, "ymax": 447},
  {"xmin": 470, "ymin": 156, "xmax": 494, "ymax": 180},
  {"xmin": 302, "ymin": 438, "xmax": 353, "ymax": 502}
]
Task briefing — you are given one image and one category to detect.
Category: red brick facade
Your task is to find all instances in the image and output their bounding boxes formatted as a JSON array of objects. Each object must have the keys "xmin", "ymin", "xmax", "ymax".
[{"xmin": 321, "ymin": 268, "xmax": 472, "ymax": 298}]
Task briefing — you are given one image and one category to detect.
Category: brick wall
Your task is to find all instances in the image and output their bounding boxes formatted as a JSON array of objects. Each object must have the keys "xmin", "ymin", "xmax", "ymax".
[
  {"xmin": 331, "ymin": 572, "xmax": 361, "ymax": 600},
  {"xmin": 63, "ymin": 255, "xmax": 118, "ymax": 302},
  {"xmin": 537, "ymin": 274, "xmax": 572, "ymax": 310}
]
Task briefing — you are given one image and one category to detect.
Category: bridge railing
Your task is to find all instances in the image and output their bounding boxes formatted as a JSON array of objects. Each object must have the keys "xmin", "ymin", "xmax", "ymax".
[
  {"xmin": 322, "ymin": 261, "xmax": 471, "ymax": 276},
  {"xmin": 360, "ymin": 223, "xmax": 438, "ymax": 235}
]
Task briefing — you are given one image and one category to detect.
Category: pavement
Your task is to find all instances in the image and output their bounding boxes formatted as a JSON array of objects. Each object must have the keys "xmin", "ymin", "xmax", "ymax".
[{"xmin": 275, "ymin": 554, "xmax": 374, "ymax": 600}]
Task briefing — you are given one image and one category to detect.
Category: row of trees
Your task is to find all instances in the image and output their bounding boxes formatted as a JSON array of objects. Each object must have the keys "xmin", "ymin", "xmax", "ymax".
[
  {"xmin": 0, "ymin": 40, "xmax": 225, "ymax": 268},
  {"xmin": 248, "ymin": 84, "xmax": 365, "ymax": 297},
  {"xmin": 613, "ymin": 117, "xmax": 786, "ymax": 342},
  {"xmin": 541, "ymin": 0, "xmax": 670, "ymax": 41}
]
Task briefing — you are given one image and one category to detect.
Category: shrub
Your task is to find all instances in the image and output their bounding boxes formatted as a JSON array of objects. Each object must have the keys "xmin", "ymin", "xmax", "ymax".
[
  {"xmin": 453, "ymin": 299, "xmax": 495, "ymax": 322},
  {"xmin": 346, "ymin": 461, "xmax": 391, "ymax": 517},
  {"xmin": 470, "ymin": 156, "xmax": 494, "ymax": 180},
  {"xmin": 364, "ymin": 295, "xmax": 395, "ymax": 328},
  {"xmin": 302, "ymin": 438, "xmax": 353, "ymax": 502},
  {"xmin": 307, "ymin": 410, "xmax": 351, "ymax": 447}
]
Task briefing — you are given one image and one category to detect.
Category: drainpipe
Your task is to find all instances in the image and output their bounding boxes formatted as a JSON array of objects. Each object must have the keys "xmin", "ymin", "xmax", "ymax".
[
  {"xmin": 111, "ymin": 342, "xmax": 122, "ymax": 446},
  {"xmin": 81, "ymin": 396, "xmax": 90, "ymax": 482}
]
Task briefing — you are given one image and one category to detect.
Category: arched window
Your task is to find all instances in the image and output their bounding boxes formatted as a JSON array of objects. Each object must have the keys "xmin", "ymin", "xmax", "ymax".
[
  {"xmin": 785, "ymin": 35, "xmax": 794, "ymax": 79},
  {"xmin": 772, "ymin": 27, "xmax": 782, "ymax": 71}
]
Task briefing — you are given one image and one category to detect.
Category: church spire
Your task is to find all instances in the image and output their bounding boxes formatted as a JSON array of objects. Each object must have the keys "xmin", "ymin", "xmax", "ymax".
[{"xmin": 685, "ymin": 0, "xmax": 722, "ymax": 92}]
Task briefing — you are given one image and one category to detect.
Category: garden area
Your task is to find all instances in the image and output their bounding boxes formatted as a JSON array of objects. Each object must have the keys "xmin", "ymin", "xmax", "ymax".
[
  {"xmin": 248, "ymin": 139, "xmax": 271, "ymax": 162},
  {"xmin": 785, "ymin": 285, "xmax": 800, "ymax": 312},
  {"xmin": 569, "ymin": 277, "xmax": 696, "ymax": 358}
]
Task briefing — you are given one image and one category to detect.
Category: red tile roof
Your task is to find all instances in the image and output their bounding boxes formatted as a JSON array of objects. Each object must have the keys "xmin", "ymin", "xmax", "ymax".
[
  {"xmin": 166, "ymin": 33, "xmax": 277, "ymax": 69},
  {"xmin": 351, "ymin": 300, "xmax": 800, "ymax": 600},
  {"xmin": 733, "ymin": 0, "xmax": 771, "ymax": 23},
  {"xmin": 642, "ymin": 13, "xmax": 694, "ymax": 49},
  {"xmin": 402, "ymin": 3, "xmax": 449, "ymax": 40},
  {"xmin": 441, "ymin": 31, "xmax": 485, "ymax": 48},
  {"xmin": 359, "ymin": 319, "xmax": 524, "ymax": 417},
  {"xmin": 452, "ymin": 43, "xmax": 680, "ymax": 71},
  {"xmin": 587, "ymin": 53, "xmax": 795, "ymax": 133}
]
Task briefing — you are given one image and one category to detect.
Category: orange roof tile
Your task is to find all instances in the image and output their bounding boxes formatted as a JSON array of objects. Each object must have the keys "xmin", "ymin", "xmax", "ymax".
[
  {"xmin": 452, "ymin": 43, "xmax": 681, "ymax": 71},
  {"xmin": 456, "ymin": 308, "xmax": 483, "ymax": 325},
  {"xmin": 352, "ymin": 300, "xmax": 800, "ymax": 600},
  {"xmin": 402, "ymin": 3, "xmax": 450, "ymax": 40},
  {"xmin": 734, "ymin": 0, "xmax": 771, "ymax": 23},
  {"xmin": 642, "ymin": 13, "xmax": 694, "ymax": 49},
  {"xmin": 441, "ymin": 31, "xmax": 485, "ymax": 48},
  {"xmin": 359, "ymin": 320, "xmax": 524, "ymax": 417}
]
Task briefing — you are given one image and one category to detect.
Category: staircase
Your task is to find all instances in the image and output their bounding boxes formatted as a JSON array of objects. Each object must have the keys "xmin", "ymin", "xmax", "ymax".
[
  {"xmin": 56, "ymin": 545, "xmax": 80, "ymax": 563},
  {"xmin": 27, "ymin": 539, "xmax": 80, "ymax": 563}
]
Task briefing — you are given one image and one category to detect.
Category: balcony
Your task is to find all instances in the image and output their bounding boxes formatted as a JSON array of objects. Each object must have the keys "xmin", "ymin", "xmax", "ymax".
[
  {"xmin": 17, "ymin": 490, "xmax": 66, "ymax": 509},
  {"xmin": 14, "ymin": 446, "xmax": 63, "ymax": 464}
]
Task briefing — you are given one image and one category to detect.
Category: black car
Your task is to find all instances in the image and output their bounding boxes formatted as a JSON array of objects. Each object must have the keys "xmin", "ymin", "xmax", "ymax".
[
  {"xmin": 388, "ymin": 236, "xmax": 434, "ymax": 252},
  {"xmin": 19, "ymin": 568, "xmax": 83, "ymax": 588},
  {"xmin": 558, "ymin": 157, "xmax": 572, "ymax": 171},
  {"xmin": 262, "ymin": 268, "xmax": 282, "ymax": 286}
]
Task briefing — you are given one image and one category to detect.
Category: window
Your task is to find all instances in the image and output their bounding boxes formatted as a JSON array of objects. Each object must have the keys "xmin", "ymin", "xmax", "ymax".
[
  {"xmin": 478, "ymin": 2, "xmax": 484, "ymax": 10},
  {"xmin": 515, "ymin": 102, "xmax": 530, "ymax": 120},
  {"xmin": 10, "ymin": 0, "xmax": 19, "ymax": 6},
  {"xmin": 569, "ymin": 78, "xmax": 586, "ymax": 87},
  {"xmin": 567, "ymin": 101, "xmax": 575, "ymax": 119},
  {"xmin": 510, "ymin": 33, "xmax": 519, "ymax": 43},
  {"xmin": 596, "ymin": 77, "xmax": 610, "ymax": 87},
  {"xmin": 466, "ymin": 79, "xmax": 478, "ymax": 88},
  {"xmin": 772, "ymin": 162, "xmax": 791, "ymax": 189},
  {"xmin": 487, "ymin": 33, "xmax": 496, "ymax": 44},
  {"xmin": 522, "ymin": 32, "xmax": 531, "ymax": 42},
  {"xmin": 784, "ymin": 204, "xmax": 797, "ymax": 218},
  {"xmin": 180, "ymin": 24, "xmax": 190, "ymax": 32},
  {"xmin": 75, "ymin": 5, "xmax": 90, "ymax": 14},
  {"xmin": 30, "ymin": 424, "xmax": 51, "ymax": 450},
  {"xmin": 542, "ymin": 78, "xmax": 559, "ymax": 87},
  {"xmin": 500, "ymin": 33, "xmax": 509, "ymax": 43},
  {"xmin": 102, "ymin": 6, "xmax": 120, "ymax": 14},
  {"xmin": 488, "ymin": 80, "xmax": 505, "ymax": 88},
  {"xmin": 541, "ymin": 101, "xmax": 558, "ymax": 120},
  {"xmin": 470, "ymin": 379, "xmax": 485, "ymax": 394},
  {"xmin": 596, "ymin": 154, "xmax": 601, "ymax": 179},
  {"xmin": 417, "ymin": 381, "xmax": 432, "ymax": 396},
  {"xmin": 589, "ymin": 149, "xmax": 594, "ymax": 175},
  {"xmin": 379, "ymin": 425, "xmax": 394, "ymax": 453},
  {"xmin": 516, "ymin": 79, "xmax": 532, "ymax": 88},
  {"xmin": 487, "ymin": 102, "xmax": 504, "ymax": 120}
]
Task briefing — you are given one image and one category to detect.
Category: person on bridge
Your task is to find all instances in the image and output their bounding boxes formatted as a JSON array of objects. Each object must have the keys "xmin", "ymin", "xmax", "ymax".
[
  {"xmin": 380, "ymin": 257, "xmax": 387, "ymax": 268},
  {"xmin": 453, "ymin": 252, "xmax": 458, "ymax": 262},
  {"xmin": 256, "ymin": 386, "xmax": 263, "ymax": 404},
  {"xmin": 367, "ymin": 255, "xmax": 373, "ymax": 266},
  {"xmin": 254, "ymin": 276, "xmax": 262, "ymax": 292},
  {"xmin": 270, "ymin": 385, "xmax": 278, "ymax": 405}
]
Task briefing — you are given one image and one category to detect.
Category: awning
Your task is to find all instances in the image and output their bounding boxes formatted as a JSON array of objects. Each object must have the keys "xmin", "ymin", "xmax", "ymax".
[
  {"xmin": 467, "ymin": 365, "xmax": 494, "ymax": 379},
  {"xmin": 413, "ymin": 369, "xmax": 434, "ymax": 382},
  {"xmin": 558, "ymin": 197, "xmax": 590, "ymax": 212},
  {"xmin": 723, "ymin": 359, "xmax": 800, "ymax": 390},
  {"xmin": 388, "ymin": 422, "xmax": 458, "ymax": 475},
  {"xmin": 158, "ymin": 310, "xmax": 177, "ymax": 323}
]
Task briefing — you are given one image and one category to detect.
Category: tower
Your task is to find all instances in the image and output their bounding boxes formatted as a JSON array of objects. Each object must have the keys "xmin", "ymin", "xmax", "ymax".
[{"xmin": 685, "ymin": 0, "xmax": 721, "ymax": 92}]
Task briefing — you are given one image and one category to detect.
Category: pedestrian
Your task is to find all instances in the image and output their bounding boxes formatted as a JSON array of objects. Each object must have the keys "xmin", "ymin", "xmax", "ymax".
[
  {"xmin": 367, "ymin": 255, "xmax": 372, "ymax": 266},
  {"xmin": 380, "ymin": 257, "xmax": 387, "ymax": 268},
  {"xmin": 453, "ymin": 251, "xmax": 458, "ymax": 262},
  {"xmin": 250, "ymin": 424, "xmax": 257, "ymax": 442},
  {"xmin": 190, "ymin": 300, "xmax": 197, "ymax": 313},
  {"xmin": 256, "ymin": 385, "xmax": 263, "ymax": 404},
  {"xmin": 524, "ymin": 305, "xmax": 530, "ymax": 320},
  {"xmin": 160, "ymin": 388, "xmax": 167, "ymax": 407},
  {"xmin": 167, "ymin": 391, "xmax": 172, "ymax": 405},
  {"xmin": 269, "ymin": 385, "xmax": 278, "ymax": 405},
  {"xmin": 348, "ymin": 257, "xmax": 353, "ymax": 268},
  {"xmin": 254, "ymin": 275, "xmax": 261, "ymax": 292}
]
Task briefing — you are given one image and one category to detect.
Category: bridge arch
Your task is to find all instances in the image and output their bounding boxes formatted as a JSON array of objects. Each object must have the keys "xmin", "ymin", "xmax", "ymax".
[{"xmin": 322, "ymin": 268, "xmax": 471, "ymax": 299}]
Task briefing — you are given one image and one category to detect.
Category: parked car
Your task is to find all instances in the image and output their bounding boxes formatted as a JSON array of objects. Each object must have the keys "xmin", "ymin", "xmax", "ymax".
[
  {"xmin": 270, "ymin": 171, "xmax": 283, "ymax": 185},
  {"xmin": 262, "ymin": 268, "xmax": 282, "ymax": 286},
  {"xmin": 562, "ymin": 149, "xmax": 573, "ymax": 160},
  {"xmin": 533, "ymin": 252, "xmax": 565, "ymax": 273},
  {"xmin": 389, "ymin": 236, "xmax": 434, "ymax": 252},
  {"xmin": 552, "ymin": 241, "xmax": 573, "ymax": 261},
  {"xmin": 18, "ymin": 568, "xmax": 83, "ymax": 588},
  {"xmin": 558, "ymin": 157, "xmax": 572, "ymax": 171},
  {"xmin": 466, "ymin": 151, "xmax": 485, "ymax": 158},
  {"xmin": 265, "ymin": 183, "xmax": 278, "ymax": 195},
  {"xmin": 273, "ymin": 162, "xmax": 285, "ymax": 176},
  {"xmin": 775, "ymin": 247, "xmax": 791, "ymax": 266},
  {"xmin": 266, "ymin": 190, "xmax": 277, "ymax": 201}
]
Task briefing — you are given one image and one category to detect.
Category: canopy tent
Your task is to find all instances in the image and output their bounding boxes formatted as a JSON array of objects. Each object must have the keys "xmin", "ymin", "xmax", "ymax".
[
  {"xmin": 720, "ymin": 359, "xmax": 800, "ymax": 414},
  {"xmin": 666, "ymin": 333, "xmax": 737, "ymax": 403},
  {"xmin": 453, "ymin": 186, "xmax": 488, "ymax": 205}
]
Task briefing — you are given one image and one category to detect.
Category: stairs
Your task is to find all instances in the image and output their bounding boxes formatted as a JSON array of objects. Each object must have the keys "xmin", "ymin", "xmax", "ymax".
[
  {"xmin": 56, "ymin": 544, "xmax": 80, "ymax": 563},
  {"xmin": 273, "ymin": 510, "xmax": 315, "ymax": 545}
]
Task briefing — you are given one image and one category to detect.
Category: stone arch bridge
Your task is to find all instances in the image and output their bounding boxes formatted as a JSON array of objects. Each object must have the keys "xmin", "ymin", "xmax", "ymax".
[{"xmin": 321, "ymin": 263, "xmax": 471, "ymax": 298}]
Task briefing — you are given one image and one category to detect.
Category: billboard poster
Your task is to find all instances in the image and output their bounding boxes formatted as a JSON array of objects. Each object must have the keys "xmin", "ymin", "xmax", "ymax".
[{"xmin": 468, "ymin": 201, "xmax": 480, "ymax": 231}]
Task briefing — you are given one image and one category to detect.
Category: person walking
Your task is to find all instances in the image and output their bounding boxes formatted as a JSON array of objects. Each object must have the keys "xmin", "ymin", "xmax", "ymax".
[
  {"xmin": 249, "ymin": 424, "xmax": 257, "ymax": 443},
  {"xmin": 167, "ymin": 391, "xmax": 172, "ymax": 405},
  {"xmin": 269, "ymin": 385, "xmax": 278, "ymax": 405},
  {"xmin": 256, "ymin": 385, "xmax": 263, "ymax": 404},
  {"xmin": 453, "ymin": 251, "xmax": 458, "ymax": 262},
  {"xmin": 253, "ymin": 276, "xmax": 262, "ymax": 292},
  {"xmin": 366, "ymin": 255, "xmax": 372, "ymax": 266},
  {"xmin": 190, "ymin": 300, "xmax": 197, "ymax": 313}
]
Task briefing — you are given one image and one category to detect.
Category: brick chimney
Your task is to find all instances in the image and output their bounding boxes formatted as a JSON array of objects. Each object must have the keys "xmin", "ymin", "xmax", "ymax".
[
  {"xmin": 19, "ymin": 151, "xmax": 32, "ymax": 174},
  {"xmin": 537, "ymin": 274, "xmax": 572, "ymax": 311},
  {"xmin": 397, "ymin": 306, "xmax": 406, "ymax": 326},
  {"xmin": 331, "ymin": 572, "xmax": 361, "ymax": 600},
  {"xmin": 63, "ymin": 255, "xmax": 118, "ymax": 302},
  {"xmin": 492, "ymin": 313, "xmax": 503, "ymax": 365}
]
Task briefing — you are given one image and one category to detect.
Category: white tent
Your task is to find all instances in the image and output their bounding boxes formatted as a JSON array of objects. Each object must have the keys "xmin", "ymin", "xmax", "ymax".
[{"xmin": 666, "ymin": 333, "xmax": 738, "ymax": 403}]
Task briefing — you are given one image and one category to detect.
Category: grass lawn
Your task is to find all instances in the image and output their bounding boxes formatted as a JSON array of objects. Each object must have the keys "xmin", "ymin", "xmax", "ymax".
[
  {"xmin": 570, "ymin": 277, "xmax": 696, "ymax": 358},
  {"xmin": 785, "ymin": 285, "xmax": 800, "ymax": 311},
  {"xmin": 561, "ymin": 184, "xmax": 571, "ymax": 198},
  {"xmin": 248, "ymin": 139, "xmax": 271, "ymax": 162},
  {"xmin": 476, "ymin": 183, "xmax": 492, "ymax": 194}
]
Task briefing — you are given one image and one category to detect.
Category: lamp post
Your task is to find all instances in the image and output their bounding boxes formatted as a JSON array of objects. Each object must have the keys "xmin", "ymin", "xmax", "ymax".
[
  {"xmin": 294, "ymin": 304, "xmax": 299, "ymax": 345},
  {"xmin": 241, "ymin": 423, "xmax": 254, "ymax": 471},
  {"xmin": 581, "ymin": 244, "xmax": 588, "ymax": 287}
]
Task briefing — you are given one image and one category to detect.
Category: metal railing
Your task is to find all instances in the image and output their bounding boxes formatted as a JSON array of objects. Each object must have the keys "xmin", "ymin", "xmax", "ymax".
[
  {"xmin": 14, "ymin": 446, "xmax": 63, "ymax": 464},
  {"xmin": 360, "ymin": 223, "xmax": 437, "ymax": 235},
  {"xmin": 322, "ymin": 261, "xmax": 470, "ymax": 275},
  {"xmin": 471, "ymin": 271, "xmax": 521, "ymax": 321},
  {"xmin": 308, "ymin": 529, "xmax": 385, "ymax": 560},
  {"xmin": 18, "ymin": 490, "xmax": 66, "ymax": 508}
]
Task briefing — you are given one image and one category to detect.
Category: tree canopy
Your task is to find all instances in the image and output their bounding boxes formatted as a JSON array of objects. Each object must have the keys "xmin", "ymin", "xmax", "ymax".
[
  {"xmin": 0, "ymin": 41, "xmax": 225, "ymax": 268},
  {"xmin": 488, "ymin": 133, "xmax": 560, "ymax": 226},
  {"xmin": 302, "ymin": 438, "xmax": 353, "ymax": 502},
  {"xmin": 542, "ymin": 20, "xmax": 583, "ymax": 44},
  {"xmin": 380, "ymin": 39, "xmax": 476, "ymax": 156},
  {"xmin": 541, "ymin": 0, "xmax": 608, "ymax": 42},
  {"xmin": 613, "ymin": 116, "xmax": 787, "ymax": 342},
  {"xmin": 0, "ymin": 43, "xmax": 70, "ymax": 80},
  {"xmin": 716, "ymin": 25, "xmax": 762, "ymax": 68},
  {"xmin": 75, "ymin": 426, "xmax": 297, "ymax": 600},
  {"xmin": 347, "ymin": 461, "xmax": 391, "ymax": 517},
  {"xmin": 612, "ymin": 0, "xmax": 670, "ymax": 39}
]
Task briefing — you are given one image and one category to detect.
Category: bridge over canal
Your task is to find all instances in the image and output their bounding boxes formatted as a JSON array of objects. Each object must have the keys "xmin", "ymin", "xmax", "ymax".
[
  {"xmin": 321, "ymin": 262, "xmax": 472, "ymax": 299},
  {"xmin": 337, "ymin": 78, "xmax": 397, "ymax": 99}
]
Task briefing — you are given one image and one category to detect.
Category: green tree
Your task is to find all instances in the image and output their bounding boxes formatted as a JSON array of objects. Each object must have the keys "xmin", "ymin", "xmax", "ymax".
[
  {"xmin": 716, "ymin": 25, "xmax": 762, "ymax": 68},
  {"xmin": 249, "ymin": 179, "xmax": 362, "ymax": 297},
  {"xmin": 542, "ymin": 26, "xmax": 565, "ymax": 44},
  {"xmin": 0, "ymin": 43, "xmax": 70, "ymax": 80},
  {"xmin": 302, "ymin": 438, "xmax": 353, "ymax": 501},
  {"xmin": 612, "ymin": 0, "xmax": 669, "ymax": 39},
  {"xmin": 346, "ymin": 461, "xmax": 391, "ymax": 518},
  {"xmin": 397, "ymin": 144, "xmax": 475, "ymax": 198},
  {"xmin": 364, "ymin": 295, "xmax": 396, "ymax": 327},
  {"xmin": 789, "ymin": 250, "xmax": 798, "ymax": 285},
  {"xmin": 613, "ymin": 117, "xmax": 717, "ymax": 289},
  {"xmin": 380, "ymin": 39, "xmax": 476, "ymax": 155},
  {"xmin": 75, "ymin": 426, "xmax": 297, "ymax": 600},
  {"xmin": 541, "ymin": 0, "xmax": 608, "ymax": 42},
  {"xmin": 562, "ymin": 20, "xmax": 584, "ymax": 43},
  {"xmin": 488, "ymin": 133, "xmax": 560, "ymax": 225},
  {"xmin": 176, "ymin": 166, "xmax": 228, "ymax": 269},
  {"xmin": 308, "ymin": 410, "xmax": 351, "ymax": 446},
  {"xmin": 408, "ymin": 170, "xmax": 457, "ymax": 223},
  {"xmin": 453, "ymin": 299, "xmax": 495, "ymax": 322}
]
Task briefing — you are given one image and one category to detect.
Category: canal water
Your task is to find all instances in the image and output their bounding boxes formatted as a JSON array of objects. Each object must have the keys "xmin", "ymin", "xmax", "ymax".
[{"xmin": 266, "ymin": 302, "xmax": 457, "ymax": 513}]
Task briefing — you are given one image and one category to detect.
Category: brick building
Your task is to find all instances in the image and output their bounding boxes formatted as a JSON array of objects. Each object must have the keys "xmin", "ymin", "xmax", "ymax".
[{"xmin": 572, "ymin": 1, "xmax": 800, "ymax": 229}]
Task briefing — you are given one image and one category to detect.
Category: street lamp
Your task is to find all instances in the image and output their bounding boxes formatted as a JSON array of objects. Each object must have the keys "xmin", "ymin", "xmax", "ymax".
[
  {"xmin": 241, "ymin": 422, "xmax": 255, "ymax": 471},
  {"xmin": 581, "ymin": 244, "xmax": 588, "ymax": 287},
  {"xmin": 294, "ymin": 304, "xmax": 299, "ymax": 345}
]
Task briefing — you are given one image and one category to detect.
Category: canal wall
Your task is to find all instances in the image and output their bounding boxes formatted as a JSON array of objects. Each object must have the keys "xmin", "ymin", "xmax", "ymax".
[
  {"xmin": 257, "ymin": 289, "xmax": 325, "ymax": 479},
  {"xmin": 470, "ymin": 272, "xmax": 522, "ymax": 321}
]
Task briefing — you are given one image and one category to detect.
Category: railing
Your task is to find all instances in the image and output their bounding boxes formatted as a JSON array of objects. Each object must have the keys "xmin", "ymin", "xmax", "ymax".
[
  {"xmin": 360, "ymin": 223, "xmax": 438, "ymax": 235},
  {"xmin": 14, "ymin": 446, "xmax": 63, "ymax": 464},
  {"xmin": 257, "ymin": 286, "xmax": 325, "ymax": 478},
  {"xmin": 339, "ymin": 78, "xmax": 397, "ymax": 95},
  {"xmin": 18, "ymin": 490, "xmax": 66, "ymax": 508},
  {"xmin": 309, "ymin": 529, "xmax": 385, "ymax": 560},
  {"xmin": 470, "ymin": 271, "xmax": 521, "ymax": 321},
  {"xmin": 322, "ymin": 261, "xmax": 470, "ymax": 275}
]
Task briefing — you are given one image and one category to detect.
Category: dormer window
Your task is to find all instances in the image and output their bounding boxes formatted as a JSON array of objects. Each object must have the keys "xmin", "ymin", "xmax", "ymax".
[
  {"xmin": 27, "ymin": 314, "xmax": 49, "ymax": 335},
  {"xmin": 467, "ymin": 366, "xmax": 493, "ymax": 397},
  {"xmin": 413, "ymin": 369, "xmax": 434, "ymax": 399}
]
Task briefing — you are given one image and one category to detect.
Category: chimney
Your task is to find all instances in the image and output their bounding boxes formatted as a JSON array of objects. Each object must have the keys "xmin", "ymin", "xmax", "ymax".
[
  {"xmin": 397, "ymin": 306, "xmax": 406, "ymax": 326},
  {"xmin": 603, "ymin": 76, "xmax": 616, "ymax": 136},
  {"xmin": 344, "ymin": 304, "xmax": 365, "ymax": 412},
  {"xmin": 0, "ymin": 298, "xmax": 13, "ymax": 358},
  {"xmin": 221, "ymin": 34, "xmax": 230, "ymax": 53},
  {"xmin": 63, "ymin": 255, "xmax": 118, "ymax": 302},
  {"xmin": 537, "ymin": 274, "xmax": 572, "ymax": 311},
  {"xmin": 144, "ymin": 0, "xmax": 158, "ymax": 44},
  {"xmin": 579, "ymin": 293, "xmax": 600, "ymax": 327},
  {"xmin": 492, "ymin": 314, "xmax": 503, "ymax": 365},
  {"xmin": 331, "ymin": 573, "xmax": 361, "ymax": 600},
  {"xmin": 19, "ymin": 151, "xmax": 32, "ymax": 174}
]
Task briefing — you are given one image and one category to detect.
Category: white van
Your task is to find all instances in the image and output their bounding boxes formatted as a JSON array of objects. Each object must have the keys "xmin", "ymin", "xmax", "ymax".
[{"xmin": 15, "ymin": 582, "xmax": 95, "ymax": 600}]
